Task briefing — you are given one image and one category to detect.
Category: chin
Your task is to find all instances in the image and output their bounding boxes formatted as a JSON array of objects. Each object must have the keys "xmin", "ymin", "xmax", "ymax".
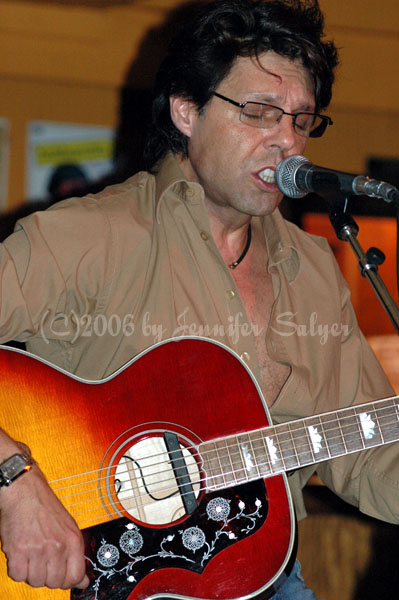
[{"xmin": 255, "ymin": 196, "xmax": 282, "ymax": 217}]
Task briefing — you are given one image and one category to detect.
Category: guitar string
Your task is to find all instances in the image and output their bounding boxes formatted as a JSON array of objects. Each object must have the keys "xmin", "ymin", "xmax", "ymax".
[
  {"xmin": 49, "ymin": 396, "xmax": 399, "ymax": 492},
  {"xmin": 64, "ymin": 409, "xmax": 394, "ymax": 528},
  {"xmin": 62, "ymin": 410, "xmax": 396, "ymax": 527},
  {"xmin": 53, "ymin": 407, "xmax": 381, "ymax": 503},
  {"xmin": 64, "ymin": 414, "xmax": 394, "ymax": 510},
  {"xmin": 51, "ymin": 403, "xmax": 399, "ymax": 524},
  {"xmin": 59, "ymin": 442, "xmax": 399, "ymax": 528},
  {"xmin": 49, "ymin": 399, "xmax": 399, "ymax": 504}
]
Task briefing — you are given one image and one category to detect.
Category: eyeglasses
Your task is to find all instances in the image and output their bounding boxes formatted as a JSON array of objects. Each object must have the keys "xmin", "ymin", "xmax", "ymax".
[{"xmin": 213, "ymin": 92, "xmax": 333, "ymax": 138}]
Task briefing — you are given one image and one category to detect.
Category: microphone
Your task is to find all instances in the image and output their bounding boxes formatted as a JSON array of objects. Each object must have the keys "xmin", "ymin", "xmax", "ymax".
[{"xmin": 276, "ymin": 155, "xmax": 399, "ymax": 203}]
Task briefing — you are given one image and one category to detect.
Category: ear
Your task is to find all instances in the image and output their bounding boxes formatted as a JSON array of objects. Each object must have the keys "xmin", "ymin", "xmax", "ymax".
[{"xmin": 170, "ymin": 96, "xmax": 197, "ymax": 138}]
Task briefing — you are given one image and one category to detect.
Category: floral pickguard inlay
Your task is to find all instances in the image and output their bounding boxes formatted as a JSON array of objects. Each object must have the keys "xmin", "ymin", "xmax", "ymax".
[{"xmin": 75, "ymin": 481, "xmax": 268, "ymax": 600}]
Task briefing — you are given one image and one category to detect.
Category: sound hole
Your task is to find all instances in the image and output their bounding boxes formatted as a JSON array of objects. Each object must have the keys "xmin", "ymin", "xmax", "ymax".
[{"xmin": 114, "ymin": 435, "xmax": 201, "ymax": 526}]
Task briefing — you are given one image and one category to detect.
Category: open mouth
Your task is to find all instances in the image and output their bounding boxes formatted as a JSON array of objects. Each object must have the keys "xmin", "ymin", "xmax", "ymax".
[
  {"xmin": 258, "ymin": 168, "xmax": 276, "ymax": 183},
  {"xmin": 258, "ymin": 167, "xmax": 276, "ymax": 184}
]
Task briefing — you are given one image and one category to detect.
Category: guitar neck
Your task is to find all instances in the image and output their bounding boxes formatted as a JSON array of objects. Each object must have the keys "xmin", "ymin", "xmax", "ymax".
[{"xmin": 200, "ymin": 394, "xmax": 399, "ymax": 490}]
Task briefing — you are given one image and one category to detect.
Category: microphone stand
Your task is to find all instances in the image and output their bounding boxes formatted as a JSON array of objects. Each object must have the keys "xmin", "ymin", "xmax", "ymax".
[{"xmin": 327, "ymin": 194, "xmax": 399, "ymax": 335}]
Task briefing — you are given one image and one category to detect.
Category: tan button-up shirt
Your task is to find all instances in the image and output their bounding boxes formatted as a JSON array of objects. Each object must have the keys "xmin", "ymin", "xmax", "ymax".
[{"xmin": 0, "ymin": 153, "xmax": 396, "ymax": 522}]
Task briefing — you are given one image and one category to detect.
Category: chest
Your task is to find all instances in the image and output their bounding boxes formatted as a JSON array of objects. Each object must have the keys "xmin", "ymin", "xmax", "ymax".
[{"xmin": 231, "ymin": 252, "xmax": 291, "ymax": 407}]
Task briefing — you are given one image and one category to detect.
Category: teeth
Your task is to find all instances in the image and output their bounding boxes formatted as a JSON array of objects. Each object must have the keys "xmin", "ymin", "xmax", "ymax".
[{"xmin": 258, "ymin": 168, "xmax": 276, "ymax": 184}]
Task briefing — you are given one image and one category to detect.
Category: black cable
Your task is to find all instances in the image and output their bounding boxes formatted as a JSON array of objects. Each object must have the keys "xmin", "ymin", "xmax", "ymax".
[{"xmin": 115, "ymin": 454, "xmax": 179, "ymax": 502}]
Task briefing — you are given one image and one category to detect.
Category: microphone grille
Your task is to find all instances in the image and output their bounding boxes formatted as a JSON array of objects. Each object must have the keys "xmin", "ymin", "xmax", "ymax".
[{"xmin": 276, "ymin": 155, "xmax": 310, "ymax": 198}]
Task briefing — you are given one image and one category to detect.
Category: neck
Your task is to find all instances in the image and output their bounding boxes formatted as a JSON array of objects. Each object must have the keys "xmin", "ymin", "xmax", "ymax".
[
  {"xmin": 210, "ymin": 219, "xmax": 252, "ymax": 270},
  {"xmin": 175, "ymin": 154, "xmax": 254, "ymax": 266}
]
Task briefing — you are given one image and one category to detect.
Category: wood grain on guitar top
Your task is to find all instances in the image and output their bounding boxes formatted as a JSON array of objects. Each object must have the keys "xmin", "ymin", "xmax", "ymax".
[{"xmin": 0, "ymin": 338, "xmax": 295, "ymax": 600}]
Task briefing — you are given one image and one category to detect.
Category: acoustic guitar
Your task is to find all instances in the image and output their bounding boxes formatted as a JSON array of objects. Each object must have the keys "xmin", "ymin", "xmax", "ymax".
[{"xmin": 0, "ymin": 337, "xmax": 398, "ymax": 600}]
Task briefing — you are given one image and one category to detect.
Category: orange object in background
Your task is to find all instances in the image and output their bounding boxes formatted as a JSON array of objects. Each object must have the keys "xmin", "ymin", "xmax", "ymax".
[
  {"xmin": 303, "ymin": 213, "xmax": 399, "ymax": 392},
  {"xmin": 302, "ymin": 213, "xmax": 397, "ymax": 337}
]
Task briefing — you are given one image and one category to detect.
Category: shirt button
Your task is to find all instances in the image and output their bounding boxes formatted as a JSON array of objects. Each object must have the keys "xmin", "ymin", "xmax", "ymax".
[
  {"xmin": 200, "ymin": 231, "xmax": 209, "ymax": 241},
  {"xmin": 186, "ymin": 188, "xmax": 195, "ymax": 198},
  {"xmin": 226, "ymin": 290, "xmax": 235, "ymax": 299},
  {"xmin": 240, "ymin": 352, "xmax": 250, "ymax": 362}
]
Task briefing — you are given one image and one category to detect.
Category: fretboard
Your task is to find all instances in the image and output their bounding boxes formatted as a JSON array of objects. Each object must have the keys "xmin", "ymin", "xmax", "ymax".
[{"xmin": 200, "ymin": 395, "xmax": 399, "ymax": 490}]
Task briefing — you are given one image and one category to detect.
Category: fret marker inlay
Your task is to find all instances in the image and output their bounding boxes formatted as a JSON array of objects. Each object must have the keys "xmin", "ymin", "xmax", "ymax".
[
  {"xmin": 359, "ymin": 412, "xmax": 375, "ymax": 440},
  {"xmin": 308, "ymin": 426, "xmax": 322, "ymax": 454},
  {"xmin": 265, "ymin": 436, "xmax": 278, "ymax": 465},
  {"xmin": 241, "ymin": 445, "xmax": 255, "ymax": 472}
]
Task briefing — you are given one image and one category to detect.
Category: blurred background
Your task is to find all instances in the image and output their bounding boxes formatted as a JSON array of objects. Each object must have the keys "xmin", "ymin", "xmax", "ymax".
[{"xmin": 0, "ymin": 1, "xmax": 398, "ymax": 598}]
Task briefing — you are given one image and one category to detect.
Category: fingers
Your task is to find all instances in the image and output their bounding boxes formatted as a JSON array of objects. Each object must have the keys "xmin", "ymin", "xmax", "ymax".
[
  {"xmin": 58, "ymin": 536, "xmax": 89, "ymax": 590},
  {"xmin": 28, "ymin": 550, "xmax": 63, "ymax": 589},
  {"xmin": 6, "ymin": 552, "xmax": 29, "ymax": 585},
  {"xmin": 6, "ymin": 537, "xmax": 89, "ymax": 590},
  {"xmin": 32, "ymin": 529, "xmax": 88, "ymax": 589},
  {"xmin": 71, "ymin": 573, "xmax": 90, "ymax": 590},
  {"xmin": 1, "ymin": 481, "xmax": 89, "ymax": 590}
]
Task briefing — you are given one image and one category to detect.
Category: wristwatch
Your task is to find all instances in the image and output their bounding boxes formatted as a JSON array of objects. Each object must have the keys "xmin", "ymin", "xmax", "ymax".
[{"xmin": 0, "ymin": 453, "xmax": 33, "ymax": 488}]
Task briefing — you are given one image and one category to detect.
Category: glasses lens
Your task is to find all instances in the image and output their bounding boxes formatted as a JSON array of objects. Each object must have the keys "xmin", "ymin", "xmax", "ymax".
[
  {"xmin": 308, "ymin": 116, "xmax": 329, "ymax": 138},
  {"xmin": 240, "ymin": 102, "xmax": 330, "ymax": 138},
  {"xmin": 240, "ymin": 103, "xmax": 281, "ymax": 129},
  {"xmin": 293, "ymin": 113, "xmax": 322, "ymax": 137}
]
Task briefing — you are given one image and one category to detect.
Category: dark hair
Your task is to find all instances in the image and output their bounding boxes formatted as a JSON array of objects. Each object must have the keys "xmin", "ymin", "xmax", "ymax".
[
  {"xmin": 47, "ymin": 163, "xmax": 88, "ymax": 199},
  {"xmin": 144, "ymin": 0, "xmax": 338, "ymax": 169}
]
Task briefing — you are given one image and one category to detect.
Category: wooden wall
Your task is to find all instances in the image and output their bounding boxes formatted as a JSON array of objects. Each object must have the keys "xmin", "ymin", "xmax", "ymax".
[
  {"xmin": 0, "ymin": 0, "xmax": 180, "ymax": 207},
  {"xmin": 0, "ymin": 0, "xmax": 398, "ymax": 208},
  {"xmin": 307, "ymin": 0, "xmax": 399, "ymax": 171}
]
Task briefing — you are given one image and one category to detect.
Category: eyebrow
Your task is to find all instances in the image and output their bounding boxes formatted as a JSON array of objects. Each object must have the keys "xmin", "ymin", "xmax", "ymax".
[{"xmin": 248, "ymin": 93, "xmax": 314, "ymax": 112}]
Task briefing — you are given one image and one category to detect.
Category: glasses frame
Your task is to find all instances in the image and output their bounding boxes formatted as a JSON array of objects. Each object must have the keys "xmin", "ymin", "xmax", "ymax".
[{"xmin": 212, "ymin": 92, "xmax": 333, "ymax": 138}]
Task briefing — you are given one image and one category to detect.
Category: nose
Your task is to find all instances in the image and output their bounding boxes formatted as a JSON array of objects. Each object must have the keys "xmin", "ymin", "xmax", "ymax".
[{"xmin": 264, "ymin": 113, "xmax": 301, "ymax": 155}]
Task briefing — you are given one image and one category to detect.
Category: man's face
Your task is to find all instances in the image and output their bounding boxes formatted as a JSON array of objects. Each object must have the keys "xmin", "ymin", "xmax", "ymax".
[{"xmin": 174, "ymin": 52, "xmax": 315, "ymax": 222}]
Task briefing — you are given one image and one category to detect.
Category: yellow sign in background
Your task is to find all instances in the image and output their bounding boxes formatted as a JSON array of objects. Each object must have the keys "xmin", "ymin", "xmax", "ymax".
[{"xmin": 35, "ymin": 139, "xmax": 113, "ymax": 166}]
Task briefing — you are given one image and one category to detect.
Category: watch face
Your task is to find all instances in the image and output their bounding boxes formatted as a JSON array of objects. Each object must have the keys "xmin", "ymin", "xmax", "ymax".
[{"xmin": 0, "ymin": 454, "xmax": 32, "ymax": 486}]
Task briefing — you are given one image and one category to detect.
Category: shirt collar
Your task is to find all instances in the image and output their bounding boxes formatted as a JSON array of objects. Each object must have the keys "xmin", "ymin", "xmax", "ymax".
[
  {"xmin": 154, "ymin": 153, "xmax": 203, "ymax": 223},
  {"xmin": 263, "ymin": 210, "xmax": 300, "ymax": 282},
  {"xmin": 154, "ymin": 152, "xmax": 300, "ymax": 281}
]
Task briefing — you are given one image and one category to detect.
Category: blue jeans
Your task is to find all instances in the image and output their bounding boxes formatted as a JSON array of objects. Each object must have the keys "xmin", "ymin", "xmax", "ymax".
[{"xmin": 271, "ymin": 560, "xmax": 322, "ymax": 599}]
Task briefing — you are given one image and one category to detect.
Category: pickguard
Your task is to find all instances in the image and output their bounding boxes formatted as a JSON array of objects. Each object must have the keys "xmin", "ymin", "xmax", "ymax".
[{"xmin": 72, "ymin": 480, "xmax": 268, "ymax": 600}]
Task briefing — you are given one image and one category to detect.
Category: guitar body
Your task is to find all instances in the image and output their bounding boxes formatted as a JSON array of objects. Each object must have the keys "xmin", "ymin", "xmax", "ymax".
[{"xmin": 0, "ymin": 337, "xmax": 295, "ymax": 600}]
